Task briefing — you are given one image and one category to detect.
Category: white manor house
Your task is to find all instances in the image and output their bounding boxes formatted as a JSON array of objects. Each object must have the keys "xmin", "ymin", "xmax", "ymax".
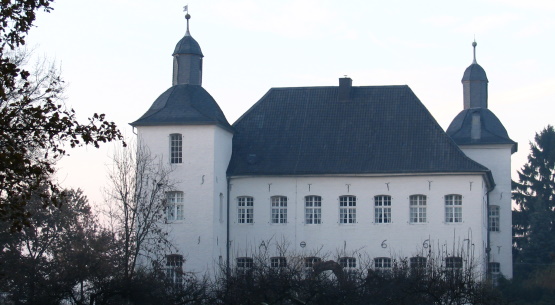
[{"xmin": 131, "ymin": 14, "xmax": 516, "ymax": 279}]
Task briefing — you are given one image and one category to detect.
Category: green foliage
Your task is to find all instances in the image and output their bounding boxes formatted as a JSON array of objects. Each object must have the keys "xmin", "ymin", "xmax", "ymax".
[{"xmin": 512, "ymin": 125, "xmax": 555, "ymax": 269}]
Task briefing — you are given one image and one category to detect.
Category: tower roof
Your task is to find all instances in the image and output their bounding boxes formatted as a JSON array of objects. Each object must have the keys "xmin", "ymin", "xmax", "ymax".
[
  {"xmin": 131, "ymin": 84, "xmax": 232, "ymax": 131},
  {"xmin": 462, "ymin": 63, "xmax": 488, "ymax": 82},
  {"xmin": 446, "ymin": 108, "xmax": 517, "ymax": 152},
  {"xmin": 173, "ymin": 13, "xmax": 203, "ymax": 56},
  {"xmin": 462, "ymin": 41, "xmax": 488, "ymax": 82}
]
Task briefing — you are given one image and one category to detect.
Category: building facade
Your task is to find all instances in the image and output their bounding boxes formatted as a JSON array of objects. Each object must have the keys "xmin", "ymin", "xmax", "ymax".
[{"xmin": 131, "ymin": 15, "xmax": 516, "ymax": 279}]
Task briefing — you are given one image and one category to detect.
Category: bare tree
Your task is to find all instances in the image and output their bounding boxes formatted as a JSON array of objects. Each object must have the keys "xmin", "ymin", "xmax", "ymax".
[{"xmin": 104, "ymin": 142, "xmax": 175, "ymax": 284}]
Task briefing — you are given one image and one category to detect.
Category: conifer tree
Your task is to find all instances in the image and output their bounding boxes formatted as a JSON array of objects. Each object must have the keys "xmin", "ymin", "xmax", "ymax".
[{"xmin": 513, "ymin": 125, "xmax": 555, "ymax": 269}]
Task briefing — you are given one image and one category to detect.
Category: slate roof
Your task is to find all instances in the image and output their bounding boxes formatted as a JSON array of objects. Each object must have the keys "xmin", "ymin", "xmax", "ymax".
[
  {"xmin": 131, "ymin": 84, "xmax": 232, "ymax": 131},
  {"xmin": 227, "ymin": 85, "xmax": 492, "ymax": 180},
  {"xmin": 173, "ymin": 32, "xmax": 203, "ymax": 56},
  {"xmin": 446, "ymin": 108, "xmax": 517, "ymax": 152},
  {"xmin": 462, "ymin": 63, "xmax": 488, "ymax": 82}
]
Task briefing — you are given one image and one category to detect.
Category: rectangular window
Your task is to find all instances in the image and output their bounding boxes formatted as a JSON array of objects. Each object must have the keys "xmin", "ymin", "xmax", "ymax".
[
  {"xmin": 237, "ymin": 257, "xmax": 253, "ymax": 269},
  {"xmin": 410, "ymin": 195, "xmax": 427, "ymax": 223},
  {"xmin": 375, "ymin": 195, "xmax": 392, "ymax": 223},
  {"xmin": 410, "ymin": 257, "xmax": 427, "ymax": 269},
  {"xmin": 305, "ymin": 195, "xmax": 322, "ymax": 224},
  {"xmin": 271, "ymin": 196, "xmax": 287, "ymax": 224},
  {"xmin": 237, "ymin": 196, "xmax": 254, "ymax": 224},
  {"xmin": 339, "ymin": 195, "xmax": 356, "ymax": 224},
  {"xmin": 167, "ymin": 191, "xmax": 184, "ymax": 221},
  {"xmin": 165, "ymin": 254, "xmax": 183, "ymax": 285},
  {"xmin": 489, "ymin": 205, "xmax": 500, "ymax": 232},
  {"xmin": 170, "ymin": 133, "xmax": 183, "ymax": 164},
  {"xmin": 445, "ymin": 194, "xmax": 463, "ymax": 223},
  {"xmin": 489, "ymin": 262, "xmax": 501, "ymax": 284},
  {"xmin": 374, "ymin": 257, "xmax": 392, "ymax": 271},
  {"xmin": 445, "ymin": 256, "xmax": 463, "ymax": 270},
  {"xmin": 339, "ymin": 257, "xmax": 356, "ymax": 269},
  {"xmin": 271, "ymin": 257, "xmax": 287, "ymax": 268},
  {"xmin": 304, "ymin": 256, "xmax": 321, "ymax": 268}
]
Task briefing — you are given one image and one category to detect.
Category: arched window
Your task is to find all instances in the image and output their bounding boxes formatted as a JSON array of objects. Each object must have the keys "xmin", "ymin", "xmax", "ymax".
[
  {"xmin": 445, "ymin": 194, "xmax": 462, "ymax": 223},
  {"xmin": 169, "ymin": 133, "xmax": 182, "ymax": 164}
]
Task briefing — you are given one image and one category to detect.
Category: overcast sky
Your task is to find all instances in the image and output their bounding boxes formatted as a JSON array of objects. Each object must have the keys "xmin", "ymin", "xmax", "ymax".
[{"xmin": 26, "ymin": 0, "xmax": 555, "ymax": 206}]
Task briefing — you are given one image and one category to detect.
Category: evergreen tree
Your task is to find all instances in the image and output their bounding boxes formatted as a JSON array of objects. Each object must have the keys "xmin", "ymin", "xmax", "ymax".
[{"xmin": 513, "ymin": 125, "xmax": 555, "ymax": 271}]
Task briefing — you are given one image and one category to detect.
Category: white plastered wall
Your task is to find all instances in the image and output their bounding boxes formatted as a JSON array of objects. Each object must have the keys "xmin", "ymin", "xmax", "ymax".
[
  {"xmin": 137, "ymin": 124, "xmax": 232, "ymax": 275},
  {"xmin": 460, "ymin": 144, "xmax": 514, "ymax": 278},
  {"xmin": 228, "ymin": 174, "xmax": 490, "ymax": 274}
]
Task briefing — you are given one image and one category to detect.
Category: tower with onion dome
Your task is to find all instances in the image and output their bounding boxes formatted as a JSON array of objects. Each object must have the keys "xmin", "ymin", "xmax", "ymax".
[
  {"xmin": 447, "ymin": 42, "xmax": 517, "ymax": 279},
  {"xmin": 131, "ymin": 11, "xmax": 233, "ymax": 275}
]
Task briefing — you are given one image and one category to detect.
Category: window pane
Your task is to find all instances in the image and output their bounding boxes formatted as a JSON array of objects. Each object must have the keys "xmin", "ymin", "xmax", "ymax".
[
  {"xmin": 238, "ymin": 196, "xmax": 254, "ymax": 224},
  {"xmin": 170, "ymin": 134, "xmax": 182, "ymax": 164},
  {"xmin": 445, "ymin": 195, "xmax": 462, "ymax": 223},
  {"xmin": 375, "ymin": 195, "xmax": 392, "ymax": 223},
  {"xmin": 167, "ymin": 191, "xmax": 184, "ymax": 221},
  {"xmin": 409, "ymin": 195, "xmax": 426, "ymax": 223},
  {"xmin": 339, "ymin": 196, "xmax": 356, "ymax": 224},
  {"xmin": 305, "ymin": 196, "xmax": 322, "ymax": 224},
  {"xmin": 271, "ymin": 196, "xmax": 287, "ymax": 224}
]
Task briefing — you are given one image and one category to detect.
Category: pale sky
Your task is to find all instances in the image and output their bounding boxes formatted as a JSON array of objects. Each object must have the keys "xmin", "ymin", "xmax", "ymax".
[{"xmin": 26, "ymin": 0, "xmax": 555, "ymax": 206}]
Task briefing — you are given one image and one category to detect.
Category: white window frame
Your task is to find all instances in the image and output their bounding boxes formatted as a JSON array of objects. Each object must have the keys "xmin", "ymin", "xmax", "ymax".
[
  {"xmin": 165, "ymin": 254, "xmax": 183, "ymax": 285},
  {"xmin": 339, "ymin": 257, "xmax": 356, "ymax": 269},
  {"xmin": 339, "ymin": 195, "xmax": 356, "ymax": 224},
  {"xmin": 489, "ymin": 205, "xmax": 500, "ymax": 232},
  {"xmin": 166, "ymin": 191, "xmax": 184, "ymax": 221},
  {"xmin": 305, "ymin": 195, "xmax": 322, "ymax": 224},
  {"xmin": 410, "ymin": 256, "xmax": 427, "ymax": 269},
  {"xmin": 270, "ymin": 257, "xmax": 287, "ymax": 268},
  {"xmin": 488, "ymin": 262, "xmax": 501, "ymax": 284},
  {"xmin": 304, "ymin": 256, "xmax": 321, "ymax": 268},
  {"xmin": 169, "ymin": 133, "xmax": 183, "ymax": 164},
  {"xmin": 445, "ymin": 194, "xmax": 462, "ymax": 223},
  {"xmin": 374, "ymin": 257, "xmax": 392, "ymax": 271},
  {"xmin": 445, "ymin": 256, "xmax": 463, "ymax": 271},
  {"xmin": 271, "ymin": 196, "xmax": 287, "ymax": 224},
  {"xmin": 237, "ymin": 196, "xmax": 254, "ymax": 224},
  {"xmin": 374, "ymin": 195, "xmax": 392, "ymax": 223},
  {"xmin": 409, "ymin": 195, "xmax": 427, "ymax": 223},
  {"xmin": 236, "ymin": 257, "xmax": 253, "ymax": 269}
]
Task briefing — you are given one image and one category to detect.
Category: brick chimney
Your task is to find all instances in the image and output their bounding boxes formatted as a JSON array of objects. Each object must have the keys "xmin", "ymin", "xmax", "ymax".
[{"xmin": 339, "ymin": 77, "xmax": 352, "ymax": 103}]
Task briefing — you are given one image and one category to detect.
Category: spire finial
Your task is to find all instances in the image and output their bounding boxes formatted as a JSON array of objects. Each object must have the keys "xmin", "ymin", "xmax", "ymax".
[
  {"xmin": 184, "ymin": 5, "xmax": 191, "ymax": 35},
  {"xmin": 472, "ymin": 40, "xmax": 477, "ymax": 64}
]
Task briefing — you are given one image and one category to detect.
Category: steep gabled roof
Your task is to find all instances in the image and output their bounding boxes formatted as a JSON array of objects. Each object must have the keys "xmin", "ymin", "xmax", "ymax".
[
  {"xmin": 227, "ymin": 85, "xmax": 491, "ymax": 178},
  {"xmin": 131, "ymin": 84, "xmax": 233, "ymax": 132}
]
